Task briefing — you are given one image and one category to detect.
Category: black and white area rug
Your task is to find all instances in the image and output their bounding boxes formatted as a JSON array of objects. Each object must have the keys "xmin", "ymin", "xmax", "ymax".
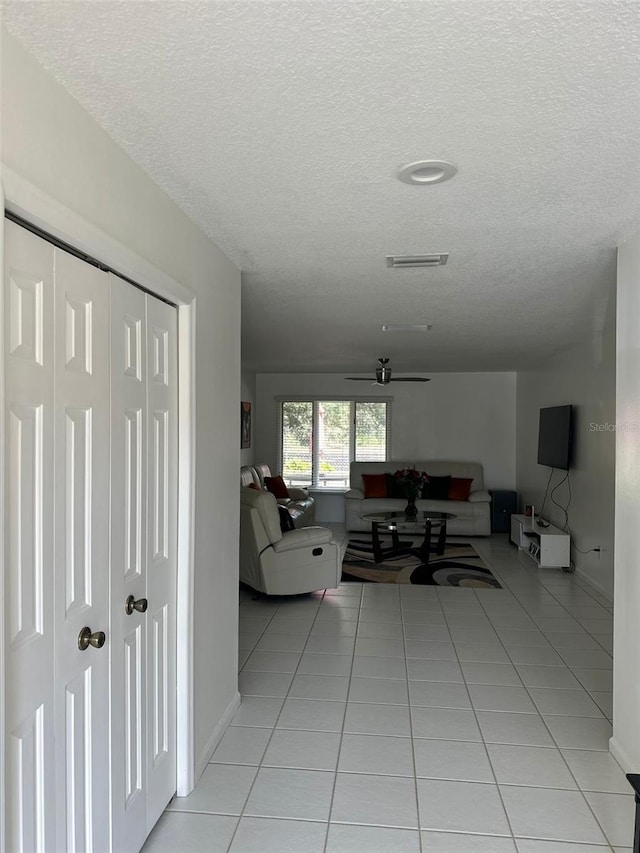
[{"xmin": 341, "ymin": 536, "xmax": 502, "ymax": 588}]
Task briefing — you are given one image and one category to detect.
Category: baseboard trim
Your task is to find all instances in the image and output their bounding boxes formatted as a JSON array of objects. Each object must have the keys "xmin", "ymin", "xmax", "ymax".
[
  {"xmin": 609, "ymin": 735, "xmax": 636, "ymax": 774},
  {"xmin": 190, "ymin": 691, "xmax": 241, "ymax": 790}
]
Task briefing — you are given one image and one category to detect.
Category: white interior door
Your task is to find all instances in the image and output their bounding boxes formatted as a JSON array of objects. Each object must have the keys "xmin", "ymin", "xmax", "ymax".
[
  {"xmin": 4, "ymin": 223, "xmax": 112, "ymax": 852},
  {"xmin": 109, "ymin": 276, "xmax": 148, "ymax": 853},
  {"xmin": 53, "ymin": 248, "xmax": 111, "ymax": 852},
  {"xmin": 144, "ymin": 293, "xmax": 177, "ymax": 828},
  {"xmin": 4, "ymin": 220, "xmax": 178, "ymax": 853},
  {"xmin": 4, "ymin": 221, "xmax": 57, "ymax": 853},
  {"xmin": 109, "ymin": 275, "xmax": 177, "ymax": 852}
]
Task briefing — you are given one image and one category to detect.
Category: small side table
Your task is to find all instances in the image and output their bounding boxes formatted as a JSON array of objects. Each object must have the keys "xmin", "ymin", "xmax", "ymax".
[{"xmin": 489, "ymin": 489, "xmax": 517, "ymax": 533}]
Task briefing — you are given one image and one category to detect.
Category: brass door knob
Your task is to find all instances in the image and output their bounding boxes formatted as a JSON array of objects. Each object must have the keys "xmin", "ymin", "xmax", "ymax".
[
  {"xmin": 125, "ymin": 595, "xmax": 148, "ymax": 615},
  {"xmin": 78, "ymin": 627, "xmax": 106, "ymax": 651}
]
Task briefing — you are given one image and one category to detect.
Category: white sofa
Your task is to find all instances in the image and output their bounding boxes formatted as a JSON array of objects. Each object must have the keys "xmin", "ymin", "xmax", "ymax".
[
  {"xmin": 240, "ymin": 487, "xmax": 341, "ymax": 595},
  {"xmin": 241, "ymin": 463, "xmax": 315, "ymax": 527},
  {"xmin": 345, "ymin": 460, "xmax": 491, "ymax": 536}
]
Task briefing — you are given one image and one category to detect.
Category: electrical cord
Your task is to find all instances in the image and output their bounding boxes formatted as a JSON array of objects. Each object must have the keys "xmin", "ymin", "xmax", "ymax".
[
  {"xmin": 535, "ymin": 469, "xmax": 600, "ymax": 562},
  {"xmin": 550, "ymin": 469, "xmax": 570, "ymax": 530},
  {"xmin": 537, "ymin": 467, "xmax": 554, "ymax": 520},
  {"xmin": 557, "ymin": 471, "xmax": 600, "ymax": 556}
]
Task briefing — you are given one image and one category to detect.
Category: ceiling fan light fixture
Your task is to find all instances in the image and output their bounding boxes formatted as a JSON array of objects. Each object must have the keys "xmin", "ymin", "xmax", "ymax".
[
  {"xmin": 382, "ymin": 324, "xmax": 432, "ymax": 332},
  {"xmin": 345, "ymin": 357, "xmax": 431, "ymax": 384},
  {"xmin": 397, "ymin": 159, "xmax": 458, "ymax": 185},
  {"xmin": 386, "ymin": 254, "xmax": 449, "ymax": 268}
]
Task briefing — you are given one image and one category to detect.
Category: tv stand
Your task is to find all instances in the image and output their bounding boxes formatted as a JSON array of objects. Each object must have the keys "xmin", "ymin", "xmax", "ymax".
[{"xmin": 510, "ymin": 514, "xmax": 571, "ymax": 569}]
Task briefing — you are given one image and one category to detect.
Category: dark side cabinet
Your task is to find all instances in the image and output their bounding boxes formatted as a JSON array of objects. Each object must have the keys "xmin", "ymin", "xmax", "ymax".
[{"xmin": 489, "ymin": 489, "xmax": 517, "ymax": 533}]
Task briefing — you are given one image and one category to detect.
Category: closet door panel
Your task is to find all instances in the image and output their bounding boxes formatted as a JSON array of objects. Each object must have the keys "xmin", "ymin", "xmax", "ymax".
[
  {"xmin": 110, "ymin": 275, "xmax": 148, "ymax": 853},
  {"xmin": 4, "ymin": 222, "xmax": 57, "ymax": 852},
  {"xmin": 53, "ymin": 248, "xmax": 111, "ymax": 852},
  {"xmin": 146, "ymin": 296, "xmax": 177, "ymax": 827}
]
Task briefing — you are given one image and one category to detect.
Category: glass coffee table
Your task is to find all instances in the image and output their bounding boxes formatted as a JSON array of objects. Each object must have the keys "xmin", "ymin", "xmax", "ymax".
[{"xmin": 362, "ymin": 511, "xmax": 456, "ymax": 564}]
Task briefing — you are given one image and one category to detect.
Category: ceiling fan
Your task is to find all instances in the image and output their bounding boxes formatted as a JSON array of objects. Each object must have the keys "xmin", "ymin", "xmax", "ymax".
[{"xmin": 345, "ymin": 357, "xmax": 431, "ymax": 386}]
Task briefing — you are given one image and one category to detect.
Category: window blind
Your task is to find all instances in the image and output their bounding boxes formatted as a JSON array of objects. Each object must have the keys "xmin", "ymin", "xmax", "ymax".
[{"xmin": 280, "ymin": 400, "xmax": 388, "ymax": 489}]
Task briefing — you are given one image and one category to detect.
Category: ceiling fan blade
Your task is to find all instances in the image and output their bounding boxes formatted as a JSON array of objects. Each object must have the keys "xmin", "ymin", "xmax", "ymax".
[{"xmin": 346, "ymin": 359, "xmax": 429, "ymax": 384}]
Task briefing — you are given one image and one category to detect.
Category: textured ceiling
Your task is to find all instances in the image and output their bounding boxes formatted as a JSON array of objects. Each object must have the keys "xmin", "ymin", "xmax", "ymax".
[{"xmin": 4, "ymin": 0, "xmax": 640, "ymax": 373}]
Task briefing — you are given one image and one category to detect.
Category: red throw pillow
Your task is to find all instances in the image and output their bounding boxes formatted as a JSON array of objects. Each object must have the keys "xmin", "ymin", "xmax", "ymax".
[
  {"xmin": 247, "ymin": 482, "xmax": 261, "ymax": 491},
  {"xmin": 448, "ymin": 477, "xmax": 473, "ymax": 501},
  {"xmin": 264, "ymin": 474, "xmax": 290, "ymax": 499},
  {"xmin": 361, "ymin": 473, "xmax": 388, "ymax": 498}
]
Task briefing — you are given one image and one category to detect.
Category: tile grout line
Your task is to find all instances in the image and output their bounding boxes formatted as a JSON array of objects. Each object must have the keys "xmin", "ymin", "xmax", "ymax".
[
  {"xmin": 447, "ymin": 585, "xmax": 519, "ymax": 843},
  {"xmin": 401, "ymin": 582, "xmax": 428, "ymax": 853},
  {"xmin": 322, "ymin": 582, "xmax": 364, "ymax": 853}
]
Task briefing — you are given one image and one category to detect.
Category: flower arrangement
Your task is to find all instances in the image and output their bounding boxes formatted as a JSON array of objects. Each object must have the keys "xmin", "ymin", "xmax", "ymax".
[{"xmin": 393, "ymin": 467, "xmax": 429, "ymax": 501}]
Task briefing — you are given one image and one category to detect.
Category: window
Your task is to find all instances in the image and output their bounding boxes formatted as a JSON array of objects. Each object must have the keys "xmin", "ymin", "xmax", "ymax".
[{"xmin": 280, "ymin": 400, "xmax": 389, "ymax": 489}]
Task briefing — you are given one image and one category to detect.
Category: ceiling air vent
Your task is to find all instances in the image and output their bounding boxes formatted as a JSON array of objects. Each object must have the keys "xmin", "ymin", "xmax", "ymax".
[{"xmin": 386, "ymin": 254, "xmax": 448, "ymax": 268}]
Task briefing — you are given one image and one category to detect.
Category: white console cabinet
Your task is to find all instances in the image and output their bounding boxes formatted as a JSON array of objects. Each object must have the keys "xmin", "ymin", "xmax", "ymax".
[{"xmin": 510, "ymin": 514, "xmax": 571, "ymax": 569}]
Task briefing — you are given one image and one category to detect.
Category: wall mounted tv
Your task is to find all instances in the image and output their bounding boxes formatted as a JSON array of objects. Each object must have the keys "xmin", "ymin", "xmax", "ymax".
[{"xmin": 537, "ymin": 405, "xmax": 573, "ymax": 470}]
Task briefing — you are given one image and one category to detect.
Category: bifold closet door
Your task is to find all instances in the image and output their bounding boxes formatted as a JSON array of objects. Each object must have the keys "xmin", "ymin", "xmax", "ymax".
[
  {"xmin": 144, "ymin": 289, "xmax": 177, "ymax": 828},
  {"xmin": 4, "ymin": 221, "xmax": 111, "ymax": 852},
  {"xmin": 110, "ymin": 275, "xmax": 177, "ymax": 853},
  {"xmin": 5, "ymin": 223, "xmax": 57, "ymax": 852},
  {"xmin": 4, "ymin": 219, "xmax": 177, "ymax": 853}
]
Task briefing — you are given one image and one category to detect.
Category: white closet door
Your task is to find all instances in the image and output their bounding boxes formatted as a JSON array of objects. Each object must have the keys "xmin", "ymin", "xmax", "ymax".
[
  {"xmin": 145, "ymin": 295, "xmax": 177, "ymax": 828},
  {"xmin": 53, "ymin": 249, "xmax": 111, "ymax": 852},
  {"xmin": 4, "ymin": 221, "xmax": 57, "ymax": 853},
  {"xmin": 4, "ymin": 221, "xmax": 178, "ymax": 853},
  {"xmin": 110, "ymin": 275, "xmax": 148, "ymax": 853},
  {"xmin": 4, "ymin": 223, "xmax": 112, "ymax": 852},
  {"xmin": 110, "ymin": 279, "xmax": 178, "ymax": 850}
]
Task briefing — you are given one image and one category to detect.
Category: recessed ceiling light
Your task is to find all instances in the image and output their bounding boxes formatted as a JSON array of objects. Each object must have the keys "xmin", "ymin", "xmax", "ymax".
[
  {"xmin": 397, "ymin": 159, "xmax": 458, "ymax": 186},
  {"xmin": 386, "ymin": 254, "xmax": 448, "ymax": 268},
  {"xmin": 382, "ymin": 324, "xmax": 432, "ymax": 332}
]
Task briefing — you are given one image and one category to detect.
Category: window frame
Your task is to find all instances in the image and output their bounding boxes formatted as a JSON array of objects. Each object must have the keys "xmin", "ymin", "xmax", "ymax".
[{"xmin": 276, "ymin": 396, "xmax": 392, "ymax": 491}]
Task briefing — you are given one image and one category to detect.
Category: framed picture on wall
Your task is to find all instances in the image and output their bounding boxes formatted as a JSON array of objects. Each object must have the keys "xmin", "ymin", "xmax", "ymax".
[{"xmin": 241, "ymin": 401, "xmax": 251, "ymax": 449}]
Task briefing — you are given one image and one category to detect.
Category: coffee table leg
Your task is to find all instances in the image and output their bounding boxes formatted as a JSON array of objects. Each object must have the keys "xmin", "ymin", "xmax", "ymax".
[
  {"xmin": 417, "ymin": 520, "xmax": 432, "ymax": 562},
  {"xmin": 435, "ymin": 520, "xmax": 447, "ymax": 555},
  {"xmin": 371, "ymin": 522, "xmax": 384, "ymax": 563}
]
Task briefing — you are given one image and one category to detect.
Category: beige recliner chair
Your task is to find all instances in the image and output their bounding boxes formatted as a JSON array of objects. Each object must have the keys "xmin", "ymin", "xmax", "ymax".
[{"xmin": 240, "ymin": 487, "xmax": 340, "ymax": 595}]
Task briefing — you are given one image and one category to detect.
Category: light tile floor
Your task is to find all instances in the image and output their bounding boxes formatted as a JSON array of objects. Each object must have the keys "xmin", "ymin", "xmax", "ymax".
[{"xmin": 143, "ymin": 534, "xmax": 633, "ymax": 852}]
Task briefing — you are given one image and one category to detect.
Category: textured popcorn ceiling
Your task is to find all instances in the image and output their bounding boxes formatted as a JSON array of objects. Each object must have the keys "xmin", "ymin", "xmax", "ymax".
[{"xmin": 4, "ymin": 0, "xmax": 640, "ymax": 373}]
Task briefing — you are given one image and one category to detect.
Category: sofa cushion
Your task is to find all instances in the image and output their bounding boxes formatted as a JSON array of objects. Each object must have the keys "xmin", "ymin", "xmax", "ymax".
[
  {"xmin": 386, "ymin": 473, "xmax": 406, "ymax": 499},
  {"xmin": 362, "ymin": 473, "xmax": 388, "ymax": 498},
  {"xmin": 265, "ymin": 474, "xmax": 290, "ymax": 499},
  {"xmin": 248, "ymin": 482, "xmax": 261, "ymax": 491},
  {"xmin": 448, "ymin": 477, "xmax": 473, "ymax": 501},
  {"xmin": 424, "ymin": 475, "xmax": 451, "ymax": 499}
]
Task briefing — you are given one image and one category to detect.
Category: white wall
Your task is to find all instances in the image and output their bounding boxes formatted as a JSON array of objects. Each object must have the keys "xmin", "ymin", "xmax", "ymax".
[
  {"xmin": 611, "ymin": 231, "xmax": 640, "ymax": 772},
  {"xmin": 2, "ymin": 33, "xmax": 241, "ymax": 780},
  {"xmin": 515, "ymin": 279, "xmax": 616, "ymax": 598},
  {"xmin": 255, "ymin": 372, "xmax": 517, "ymax": 521},
  {"xmin": 240, "ymin": 372, "xmax": 256, "ymax": 467}
]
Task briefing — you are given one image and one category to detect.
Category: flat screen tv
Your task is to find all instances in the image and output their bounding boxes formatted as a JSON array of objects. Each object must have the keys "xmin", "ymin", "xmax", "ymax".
[{"xmin": 537, "ymin": 405, "xmax": 573, "ymax": 470}]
